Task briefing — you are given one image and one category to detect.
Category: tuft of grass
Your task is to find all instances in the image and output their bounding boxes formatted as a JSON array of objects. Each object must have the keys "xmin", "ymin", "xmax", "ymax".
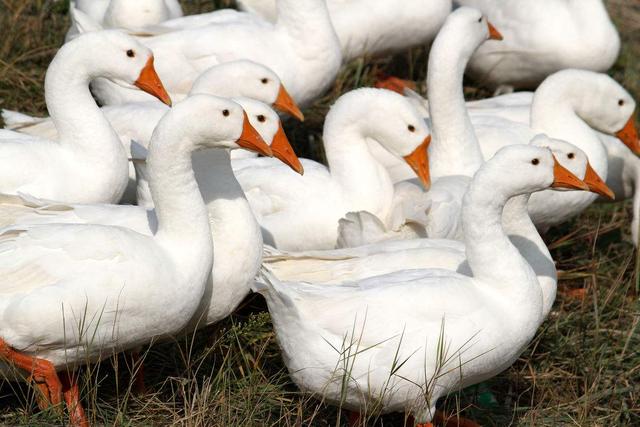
[{"xmin": 0, "ymin": 0, "xmax": 639, "ymax": 426}]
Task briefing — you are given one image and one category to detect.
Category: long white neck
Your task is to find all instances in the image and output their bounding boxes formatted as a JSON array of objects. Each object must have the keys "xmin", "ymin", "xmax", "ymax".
[
  {"xmin": 427, "ymin": 23, "xmax": 484, "ymax": 179},
  {"xmin": 44, "ymin": 39, "xmax": 125, "ymax": 161},
  {"xmin": 462, "ymin": 171, "xmax": 542, "ymax": 320},
  {"xmin": 503, "ymin": 195, "xmax": 556, "ymax": 320},
  {"xmin": 323, "ymin": 109, "xmax": 395, "ymax": 219},
  {"xmin": 274, "ymin": 0, "xmax": 341, "ymax": 87},
  {"xmin": 140, "ymin": 148, "xmax": 257, "ymax": 237},
  {"xmin": 530, "ymin": 79, "xmax": 608, "ymax": 178},
  {"xmin": 146, "ymin": 118, "xmax": 213, "ymax": 264}
]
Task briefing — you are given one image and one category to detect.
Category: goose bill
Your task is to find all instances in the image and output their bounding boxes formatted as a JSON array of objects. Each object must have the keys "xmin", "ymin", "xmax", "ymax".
[
  {"xmin": 271, "ymin": 123, "xmax": 304, "ymax": 175},
  {"xmin": 135, "ymin": 56, "xmax": 172, "ymax": 106},
  {"xmin": 615, "ymin": 113, "xmax": 640, "ymax": 156},
  {"xmin": 583, "ymin": 162, "xmax": 615, "ymax": 199},
  {"xmin": 274, "ymin": 85, "xmax": 305, "ymax": 121},
  {"xmin": 237, "ymin": 112, "xmax": 273, "ymax": 157},
  {"xmin": 403, "ymin": 135, "xmax": 431, "ymax": 189},
  {"xmin": 487, "ymin": 22, "xmax": 504, "ymax": 41},
  {"xmin": 551, "ymin": 156, "xmax": 589, "ymax": 191}
]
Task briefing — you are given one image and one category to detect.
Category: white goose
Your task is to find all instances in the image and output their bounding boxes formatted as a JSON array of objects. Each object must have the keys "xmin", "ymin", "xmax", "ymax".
[
  {"xmin": 266, "ymin": 136, "xmax": 613, "ymax": 320},
  {"xmin": 2, "ymin": 60, "xmax": 303, "ymax": 203},
  {"xmin": 66, "ymin": 0, "xmax": 183, "ymax": 41},
  {"xmin": 0, "ymin": 99, "xmax": 301, "ymax": 337},
  {"xmin": 456, "ymin": 0, "xmax": 620, "ymax": 92},
  {"xmin": 235, "ymin": 87, "xmax": 431, "ymax": 251},
  {"xmin": 90, "ymin": 0, "xmax": 342, "ymax": 107},
  {"xmin": 0, "ymin": 95, "xmax": 269, "ymax": 426},
  {"xmin": 0, "ymin": 30, "xmax": 170, "ymax": 204},
  {"xmin": 254, "ymin": 144, "xmax": 595, "ymax": 426},
  {"xmin": 236, "ymin": 0, "xmax": 452, "ymax": 61},
  {"xmin": 362, "ymin": 7, "xmax": 502, "ymax": 242}
]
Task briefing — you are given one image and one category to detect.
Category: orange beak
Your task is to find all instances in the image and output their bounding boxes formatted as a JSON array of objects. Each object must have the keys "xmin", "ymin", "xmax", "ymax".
[
  {"xmin": 271, "ymin": 122, "xmax": 304, "ymax": 175},
  {"xmin": 615, "ymin": 112, "xmax": 640, "ymax": 156},
  {"xmin": 273, "ymin": 85, "xmax": 304, "ymax": 121},
  {"xmin": 487, "ymin": 21, "xmax": 503, "ymax": 41},
  {"xmin": 582, "ymin": 161, "xmax": 614, "ymax": 199},
  {"xmin": 135, "ymin": 56, "xmax": 172, "ymax": 106},
  {"xmin": 403, "ymin": 136, "xmax": 431, "ymax": 189},
  {"xmin": 236, "ymin": 112, "xmax": 273, "ymax": 157},
  {"xmin": 551, "ymin": 156, "xmax": 589, "ymax": 191}
]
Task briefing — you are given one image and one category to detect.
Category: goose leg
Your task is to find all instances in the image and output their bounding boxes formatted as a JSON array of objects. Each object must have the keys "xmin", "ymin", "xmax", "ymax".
[
  {"xmin": 0, "ymin": 338, "xmax": 62, "ymax": 409},
  {"xmin": 60, "ymin": 371, "xmax": 89, "ymax": 427}
]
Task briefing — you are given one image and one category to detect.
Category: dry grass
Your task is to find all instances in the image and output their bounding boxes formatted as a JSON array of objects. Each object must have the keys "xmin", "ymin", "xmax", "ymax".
[{"xmin": 1, "ymin": 0, "xmax": 640, "ymax": 426}]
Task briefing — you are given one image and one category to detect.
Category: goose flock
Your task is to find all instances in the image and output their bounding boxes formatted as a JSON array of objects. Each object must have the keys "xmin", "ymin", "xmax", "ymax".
[{"xmin": 0, "ymin": 1, "xmax": 635, "ymax": 426}]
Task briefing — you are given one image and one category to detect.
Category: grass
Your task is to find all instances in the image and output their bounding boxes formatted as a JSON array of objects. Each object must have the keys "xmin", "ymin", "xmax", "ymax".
[{"xmin": 1, "ymin": 0, "xmax": 640, "ymax": 425}]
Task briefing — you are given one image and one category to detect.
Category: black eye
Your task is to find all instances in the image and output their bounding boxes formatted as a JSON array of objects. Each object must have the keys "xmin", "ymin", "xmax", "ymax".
[
  {"xmin": 478, "ymin": 17, "xmax": 482, "ymax": 23},
  {"xmin": 257, "ymin": 114, "xmax": 266, "ymax": 122},
  {"xmin": 408, "ymin": 125, "xmax": 416, "ymax": 132},
  {"xmin": 222, "ymin": 109, "xmax": 230, "ymax": 117},
  {"xmin": 619, "ymin": 99, "xmax": 625, "ymax": 106},
  {"xmin": 531, "ymin": 158, "xmax": 540, "ymax": 165},
  {"xmin": 126, "ymin": 49, "xmax": 135, "ymax": 58},
  {"xmin": 261, "ymin": 78, "xmax": 269, "ymax": 84},
  {"xmin": 567, "ymin": 153, "xmax": 575, "ymax": 159}
]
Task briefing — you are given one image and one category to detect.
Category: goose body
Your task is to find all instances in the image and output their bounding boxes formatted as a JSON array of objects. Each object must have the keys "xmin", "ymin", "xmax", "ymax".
[
  {"xmin": 255, "ymin": 144, "xmax": 592, "ymax": 423},
  {"xmin": 0, "ymin": 95, "xmax": 271, "ymax": 423},
  {"xmin": 351, "ymin": 8, "xmax": 499, "ymax": 243},
  {"xmin": 0, "ymin": 31, "xmax": 170, "ymax": 205},
  {"xmin": 235, "ymin": 88, "xmax": 431, "ymax": 251},
  {"xmin": 0, "ymin": 99, "xmax": 297, "ymax": 330},
  {"xmin": 90, "ymin": 0, "xmax": 342, "ymax": 107},
  {"xmin": 456, "ymin": 0, "xmax": 620, "ymax": 91},
  {"xmin": 237, "ymin": 0, "xmax": 452, "ymax": 61}
]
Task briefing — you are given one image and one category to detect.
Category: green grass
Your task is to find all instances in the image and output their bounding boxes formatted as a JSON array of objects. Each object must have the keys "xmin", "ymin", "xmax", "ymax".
[{"xmin": 1, "ymin": 0, "xmax": 640, "ymax": 425}]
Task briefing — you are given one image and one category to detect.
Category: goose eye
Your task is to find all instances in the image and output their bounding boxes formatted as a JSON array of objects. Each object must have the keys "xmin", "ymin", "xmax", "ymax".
[
  {"xmin": 261, "ymin": 78, "xmax": 269, "ymax": 84},
  {"xmin": 619, "ymin": 99, "xmax": 625, "ymax": 106},
  {"xmin": 408, "ymin": 125, "xmax": 416, "ymax": 132},
  {"xmin": 567, "ymin": 153, "xmax": 575, "ymax": 159},
  {"xmin": 257, "ymin": 114, "xmax": 266, "ymax": 122},
  {"xmin": 126, "ymin": 49, "xmax": 135, "ymax": 58},
  {"xmin": 478, "ymin": 17, "xmax": 482, "ymax": 23},
  {"xmin": 531, "ymin": 158, "xmax": 540, "ymax": 165},
  {"xmin": 222, "ymin": 109, "xmax": 230, "ymax": 117}
]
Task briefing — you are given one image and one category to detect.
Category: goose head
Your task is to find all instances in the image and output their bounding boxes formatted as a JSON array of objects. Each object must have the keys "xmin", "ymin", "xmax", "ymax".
[
  {"xmin": 233, "ymin": 97, "xmax": 304, "ymax": 174},
  {"xmin": 436, "ymin": 7, "xmax": 503, "ymax": 59},
  {"xmin": 167, "ymin": 95, "xmax": 272, "ymax": 156},
  {"xmin": 104, "ymin": 0, "xmax": 172, "ymax": 29},
  {"xmin": 76, "ymin": 30, "xmax": 171, "ymax": 105},
  {"xmin": 189, "ymin": 60, "xmax": 304, "ymax": 121},
  {"xmin": 329, "ymin": 88, "xmax": 431, "ymax": 188},
  {"xmin": 551, "ymin": 70, "xmax": 639, "ymax": 155},
  {"xmin": 529, "ymin": 134, "xmax": 614, "ymax": 199},
  {"xmin": 487, "ymin": 143, "xmax": 590, "ymax": 198}
]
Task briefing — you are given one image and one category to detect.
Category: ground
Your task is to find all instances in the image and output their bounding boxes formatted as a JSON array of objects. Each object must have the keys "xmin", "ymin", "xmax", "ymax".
[{"xmin": 0, "ymin": 0, "xmax": 639, "ymax": 426}]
